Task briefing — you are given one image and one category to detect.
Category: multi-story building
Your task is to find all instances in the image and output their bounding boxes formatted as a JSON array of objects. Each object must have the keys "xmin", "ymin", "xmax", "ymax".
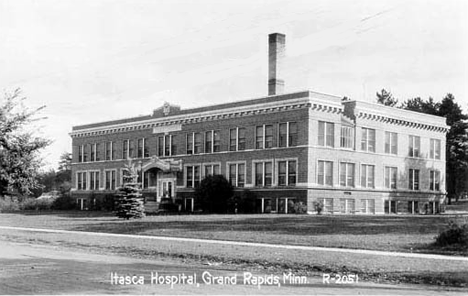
[{"xmin": 70, "ymin": 33, "xmax": 448, "ymax": 214}]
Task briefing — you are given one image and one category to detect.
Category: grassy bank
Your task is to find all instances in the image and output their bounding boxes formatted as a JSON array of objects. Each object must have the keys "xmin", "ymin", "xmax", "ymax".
[{"xmin": 0, "ymin": 211, "xmax": 466, "ymax": 255}]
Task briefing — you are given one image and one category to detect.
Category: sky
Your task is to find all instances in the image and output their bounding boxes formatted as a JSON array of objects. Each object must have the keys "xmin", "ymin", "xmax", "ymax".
[{"xmin": 0, "ymin": 0, "xmax": 467, "ymax": 170}]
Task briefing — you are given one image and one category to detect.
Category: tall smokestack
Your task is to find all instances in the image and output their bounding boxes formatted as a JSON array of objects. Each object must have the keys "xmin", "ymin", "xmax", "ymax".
[{"xmin": 268, "ymin": 33, "xmax": 285, "ymax": 96}]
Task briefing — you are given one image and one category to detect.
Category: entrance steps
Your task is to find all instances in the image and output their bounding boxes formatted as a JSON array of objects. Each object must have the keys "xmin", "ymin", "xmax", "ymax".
[{"xmin": 144, "ymin": 200, "xmax": 160, "ymax": 213}]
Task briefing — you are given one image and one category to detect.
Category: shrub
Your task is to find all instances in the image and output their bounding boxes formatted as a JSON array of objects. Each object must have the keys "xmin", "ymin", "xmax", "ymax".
[
  {"xmin": 291, "ymin": 201, "xmax": 307, "ymax": 214},
  {"xmin": 0, "ymin": 196, "xmax": 20, "ymax": 212},
  {"xmin": 52, "ymin": 194, "xmax": 76, "ymax": 210},
  {"xmin": 19, "ymin": 198, "xmax": 53, "ymax": 211},
  {"xmin": 435, "ymin": 218, "xmax": 468, "ymax": 246},
  {"xmin": 313, "ymin": 201, "xmax": 324, "ymax": 215},
  {"xmin": 195, "ymin": 175, "xmax": 233, "ymax": 213}
]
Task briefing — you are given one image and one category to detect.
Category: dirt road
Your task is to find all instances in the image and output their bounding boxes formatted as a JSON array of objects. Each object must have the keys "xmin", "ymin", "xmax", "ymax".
[{"xmin": 0, "ymin": 239, "xmax": 465, "ymax": 295}]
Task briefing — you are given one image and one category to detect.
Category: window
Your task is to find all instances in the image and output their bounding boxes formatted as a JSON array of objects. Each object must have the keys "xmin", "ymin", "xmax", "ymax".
[
  {"xmin": 430, "ymin": 170, "xmax": 440, "ymax": 191},
  {"xmin": 194, "ymin": 133, "xmax": 202, "ymax": 154},
  {"xmin": 105, "ymin": 142, "xmax": 112, "ymax": 160},
  {"xmin": 408, "ymin": 201, "xmax": 419, "ymax": 214},
  {"xmin": 408, "ymin": 135, "xmax": 420, "ymax": 157},
  {"xmin": 278, "ymin": 160, "xmax": 297, "ymax": 186},
  {"xmin": 128, "ymin": 140, "xmax": 134, "ymax": 158},
  {"xmin": 158, "ymin": 136, "xmax": 164, "ymax": 156},
  {"xmin": 238, "ymin": 128, "xmax": 246, "ymax": 150},
  {"xmin": 340, "ymin": 126, "xmax": 354, "ymax": 149},
  {"xmin": 171, "ymin": 135, "xmax": 177, "ymax": 156},
  {"xmin": 90, "ymin": 143, "xmax": 96, "ymax": 161},
  {"xmin": 385, "ymin": 132, "xmax": 398, "ymax": 155},
  {"xmin": 360, "ymin": 199, "xmax": 375, "ymax": 214},
  {"xmin": 289, "ymin": 122, "xmax": 298, "ymax": 147},
  {"xmin": 430, "ymin": 139, "xmax": 441, "ymax": 160},
  {"xmin": 89, "ymin": 171, "xmax": 100, "ymax": 190},
  {"xmin": 265, "ymin": 125, "xmax": 273, "ymax": 148},
  {"xmin": 339, "ymin": 162, "xmax": 355, "ymax": 187},
  {"xmin": 204, "ymin": 131, "xmax": 220, "ymax": 153},
  {"xmin": 205, "ymin": 131, "xmax": 212, "ymax": 153},
  {"xmin": 144, "ymin": 138, "xmax": 149, "ymax": 157},
  {"xmin": 78, "ymin": 145, "xmax": 84, "ymax": 163},
  {"xmin": 256, "ymin": 125, "xmax": 273, "ymax": 149},
  {"xmin": 409, "ymin": 169, "xmax": 420, "ymax": 190},
  {"xmin": 186, "ymin": 165, "xmax": 201, "ymax": 188},
  {"xmin": 318, "ymin": 121, "xmax": 334, "ymax": 147},
  {"xmin": 360, "ymin": 164, "xmax": 375, "ymax": 188},
  {"xmin": 317, "ymin": 161, "xmax": 333, "ymax": 186},
  {"xmin": 204, "ymin": 164, "xmax": 220, "ymax": 177},
  {"xmin": 318, "ymin": 198, "xmax": 334, "ymax": 214},
  {"xmin": 255, "ymin": 161, "xmax": 272, "ymax": 187},
  {"xmin": 82, "ymin": 172, "xmax": 87, "ymax": 190},
  {"xmin": 361, "ymin": 128, "xmax": 376, "ymax": 152},
  {"xmin": 384, "ymin": 167, "xmax": 398, "ymax": 189},
  {"xmin": 340, "ymin": 199, "xmax": 355, "ymax": 214},
  {"xmin": 165, "ymin": 135, "xmax": 171, "ymax": 156},
  {"xmin": 111, "ymin": 142, "xmax": 116, "ymax": 160},
  {"xmin": 228, "ymin": 163, "xmax": 245, "ymax": 187},
  {"xmin": 213, "ymin": 131, "xmax": 220, "ymax": 152},
  {"xmin": 158, "ymin": 135, "xmax": 174, "ymax": 156},
  {"xmin": 123, "ymin": 140, "xmax": 129, "ymax": 159},
  {"xmin": 83, "ymin": 145, "xmax": 88, "ymax": 162},
  {"xmin": 279, "ymin": 123, "xmax": 287, "ymax": 147},
  {"xmin": 256, "ymin": 126, "xmax": 263, "ymax": 149},
  {"xmin": 120, "ymin": 169, "xmax": 130, "ymax": 186},
  {"xmin": 229, "ymin": 128, "xmax": 236, "ymax": 151},
  {"xmin": 95, "ymin": 143, "xmax": 101, "ymax": 161},
  {"xmin": 105, "ymin": 170, "xmax": 116, "ymax": 190},
  {"xmin": 77, "ymin": 172, "xmax": 86, "ymax": 190},
  {"xmin": 186, "ymin": 133, "xmax": 193, "ymax": 155},
  {"xmin": 230, "ymin": 128, "xmax": 246, "ymax": 151},
  {"xmin": 137, "ymin": 139, "xmax": 144, "ymax": 158}
]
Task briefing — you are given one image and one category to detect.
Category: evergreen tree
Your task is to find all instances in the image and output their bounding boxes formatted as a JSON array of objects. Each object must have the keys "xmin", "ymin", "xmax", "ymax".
[
  {"xmin": 376, "ymin": 89, "xmax": 399, "ymax": 107},
  {"xmin": 115, "ymin": 159, "xmax": 145, "ymax": 219}
]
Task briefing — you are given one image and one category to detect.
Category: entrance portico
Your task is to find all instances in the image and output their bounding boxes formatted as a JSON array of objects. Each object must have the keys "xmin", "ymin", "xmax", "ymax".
[{"xmin": 141, "ymin": 156, "xmax": 182, "ymax": 202}]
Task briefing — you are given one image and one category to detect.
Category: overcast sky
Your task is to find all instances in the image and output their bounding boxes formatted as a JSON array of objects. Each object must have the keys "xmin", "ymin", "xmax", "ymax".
[{"xmin": 0, "ymin": 0, "xmax": 467, "ymax": 170}]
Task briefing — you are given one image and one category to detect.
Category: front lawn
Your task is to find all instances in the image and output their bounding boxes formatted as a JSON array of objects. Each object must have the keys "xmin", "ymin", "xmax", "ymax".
[{"xmin": 1, "ymin": 211, "xmax": 466, "ymax": 255}]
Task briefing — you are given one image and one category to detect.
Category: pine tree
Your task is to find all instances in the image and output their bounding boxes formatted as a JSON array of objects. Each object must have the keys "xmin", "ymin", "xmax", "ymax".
[{"xmin": 115, "ymin": 159, "xmax": 145, "ymax": 219}]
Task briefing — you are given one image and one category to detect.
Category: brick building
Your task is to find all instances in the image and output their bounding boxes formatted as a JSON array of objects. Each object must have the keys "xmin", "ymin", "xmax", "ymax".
[{"xmin": 70, "ymin": 33, "xmax": 448, "ymax": 214}]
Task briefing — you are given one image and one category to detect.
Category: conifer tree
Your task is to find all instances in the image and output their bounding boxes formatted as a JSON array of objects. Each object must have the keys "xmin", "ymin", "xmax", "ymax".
[{"xmin": 115, "ymin": 159, "xmax": 145, "ymax": 219}]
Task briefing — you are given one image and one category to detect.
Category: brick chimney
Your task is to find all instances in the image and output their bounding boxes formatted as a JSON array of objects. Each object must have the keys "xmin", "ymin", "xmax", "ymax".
[{"xmin": 268, "ymin": 33, "xmax": 285, "ymax": 96}]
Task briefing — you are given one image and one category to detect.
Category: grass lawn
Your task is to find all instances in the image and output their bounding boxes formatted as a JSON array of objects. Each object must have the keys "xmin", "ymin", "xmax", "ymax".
[{"xmin": 0, "ymin": 211, "xmax": 466, "ymax": 255}]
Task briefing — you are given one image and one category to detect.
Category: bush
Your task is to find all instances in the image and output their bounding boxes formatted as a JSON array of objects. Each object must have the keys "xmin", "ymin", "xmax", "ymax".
[
  {"xmin": 52, "ymin": 194, "xmax": 76, "ymax": 210},
  {"xmin": 195, "ymin": 175, "xmax": 233, "ymax": 214},
  {"xmin": 290, "ymin": 201, "xmax": 307, "ymax": 214},
  {"xmin": 313, "ymin": 201, "xmax": 324, "ymax": 215},
  {"xmin": 435, "ymin": 218, "xmax": 468, "ymax": 246},
  {"xmin": 19, "ymin": 198, "xmax": 53, "ymax": 211},
  {"xmin": 0, "ymin": 196, "xmax": 20, "ymax": 212}
]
